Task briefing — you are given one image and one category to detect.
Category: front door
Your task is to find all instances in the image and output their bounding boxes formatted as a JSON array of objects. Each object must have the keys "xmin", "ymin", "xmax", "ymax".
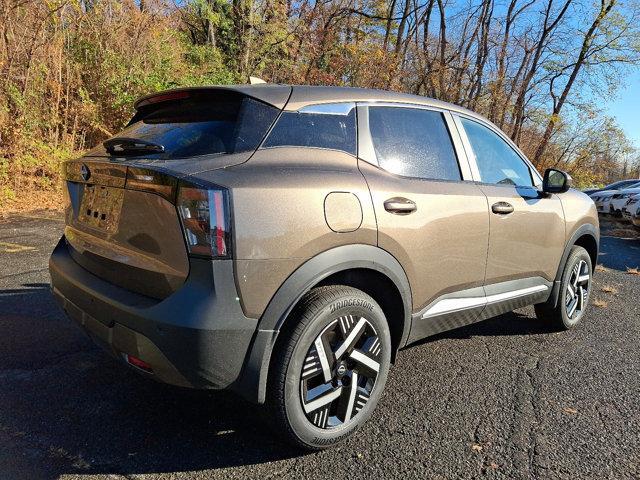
[
  {"xmin": 357, "ymin": 105, "xmax": 490, "ymax": 342},
  {"xmin": 455, "ymin": 115, "xmax": 565, "ymax": 313}
]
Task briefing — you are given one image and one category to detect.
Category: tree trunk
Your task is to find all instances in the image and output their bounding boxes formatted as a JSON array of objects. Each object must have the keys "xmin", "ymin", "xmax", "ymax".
[{"xmin": 532, "ymin": 0, "xmax": 617, "ymax": 164}]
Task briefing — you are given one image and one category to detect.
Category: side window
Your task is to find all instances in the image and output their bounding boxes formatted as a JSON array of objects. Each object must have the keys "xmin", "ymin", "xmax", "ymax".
[
  {"xmin": 368, "ymin": 107, "xmax": 461, "ymax": 181},
  {"xmin": 263, "ymin": 105, "xmax": 356, "ymax": 155},
  {"xmin": 460, "ymin": 118, "xmax": 534, "ymax": 187}
]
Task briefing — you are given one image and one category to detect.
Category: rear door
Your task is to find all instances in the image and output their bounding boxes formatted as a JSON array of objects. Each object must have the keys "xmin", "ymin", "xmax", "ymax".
[
  {"xmin": 454, "ymin": 114, "xmax": 565, "ymax": 312},
  {"xmin": 357, "ymin": 104, "xmax": 490, "ymax": 342}
]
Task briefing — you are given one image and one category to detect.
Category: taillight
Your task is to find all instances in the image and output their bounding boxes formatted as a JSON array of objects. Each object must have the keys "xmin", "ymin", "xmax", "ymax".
[
  {"xmin": 177, "ymin": 181, "xmax": 231, "ymax": 258},
  {"xmin": 125, "ymin": 167, "xmax": 177, "ymax": 202}
]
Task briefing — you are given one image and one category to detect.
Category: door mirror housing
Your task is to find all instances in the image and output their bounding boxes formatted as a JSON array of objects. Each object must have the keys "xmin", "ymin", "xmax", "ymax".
[{"xmin": 543, "ymin": 168, "xmax": 572, "ymax": 194}]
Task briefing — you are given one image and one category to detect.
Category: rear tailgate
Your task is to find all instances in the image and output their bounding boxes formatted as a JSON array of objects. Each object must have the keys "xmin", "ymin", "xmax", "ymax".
[
  {"xmin": 63, "ymin": 160, "xmax": 189, "ymax": 299},
  {"xmin": 60, "ymin": 86, "xmax": 288, "ymax": 299}
]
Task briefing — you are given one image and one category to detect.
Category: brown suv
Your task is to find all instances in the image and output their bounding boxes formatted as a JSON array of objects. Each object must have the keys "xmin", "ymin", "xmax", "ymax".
[{"xmin": 49, "ymin": 84, "xmax": 599, "ymax": 449}]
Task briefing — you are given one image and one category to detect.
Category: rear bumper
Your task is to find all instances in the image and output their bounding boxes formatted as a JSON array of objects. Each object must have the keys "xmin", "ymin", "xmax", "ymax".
[{"xmin": 49, "ymin": 237, "xmax": 258, "ymax": 390}]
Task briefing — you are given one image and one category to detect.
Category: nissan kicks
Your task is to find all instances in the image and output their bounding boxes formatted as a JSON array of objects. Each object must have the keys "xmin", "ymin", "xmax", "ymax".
[{"xmin": 49, "ymin": 84, "xmax": 599, "ymax": 450}]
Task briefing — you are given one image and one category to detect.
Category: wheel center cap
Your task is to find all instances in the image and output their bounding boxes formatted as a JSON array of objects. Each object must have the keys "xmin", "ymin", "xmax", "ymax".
[{"xmin": 336, "ymin": 363, "xmax": 347, "ymax": 377}]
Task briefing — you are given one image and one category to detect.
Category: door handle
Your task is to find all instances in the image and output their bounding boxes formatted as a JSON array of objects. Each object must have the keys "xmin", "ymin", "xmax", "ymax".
[
  {"xmin": 491, "ymin": 201, "xmax": 514, "ymax": 215},
  {"xmin": 384, "ymin": 197, "xmax": 417, "ymax": 214}
]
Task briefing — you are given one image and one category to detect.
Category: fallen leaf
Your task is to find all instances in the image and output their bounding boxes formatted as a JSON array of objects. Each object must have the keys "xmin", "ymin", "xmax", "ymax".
[
  {"xmin": 595, "ymin": 265, "xmax": 609, "ymax": 273},
  {"xmin": 592, "ymin": 299, "xmax": 608, "ymax": 308},
  {"xmin": 489, "ymin": 462, "xmax": 499, "ymax": 469},
  {"xmin": 471, "ymin": 444, "xmax": 483, "ymax": 452},
  {"xmin": 626, "ymin": 267, "xmax": 640, "ymax": 275},
  {"xmin": 563, "ymin": 407, "xmax": 578, "ymax": 415},
  {"xmin": 601, "ymin": 285, "xmax": 618, "ymax": 294}
]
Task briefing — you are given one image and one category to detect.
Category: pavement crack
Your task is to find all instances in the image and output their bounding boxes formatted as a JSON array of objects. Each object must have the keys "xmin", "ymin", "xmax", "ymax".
[
  {"xmin": 0, "ymin": 267, "xmax": 49, "ymax": 280},
  {"xmin": 526, "ymin": 357, "xmax": 542, "ymax": 478},
  {"xmin": 506, "ymin": 353, "xmax": 543, "ymax": 480},
  {"xmin": 440, "ymin": 363, "xmax": 464, "ymax": 406}
]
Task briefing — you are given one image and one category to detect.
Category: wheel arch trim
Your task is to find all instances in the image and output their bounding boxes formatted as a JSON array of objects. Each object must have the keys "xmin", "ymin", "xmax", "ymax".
[
  {"xmin": 548, "ymin": 223, "xmax": 599, "ymax": 308},
  {"xmin": 232, "ymin": 244, "xmax": 412, "ymax": 404}
]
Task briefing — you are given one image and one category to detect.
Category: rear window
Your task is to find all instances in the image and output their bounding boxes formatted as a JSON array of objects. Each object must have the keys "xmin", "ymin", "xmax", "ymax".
[
  {"xmin": 262, "ymin": 105, "xmax": 357, "ymax": 155},
  {"xmin": 101, "ymin": 92, "xmax": 279, "ymax": 159}
]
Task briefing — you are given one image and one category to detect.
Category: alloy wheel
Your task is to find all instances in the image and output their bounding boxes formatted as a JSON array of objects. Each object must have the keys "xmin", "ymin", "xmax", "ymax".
[
  {"xmin": 565, "ymin": 259, "xmax": 590, "ymax": 319},
  {"xmin": 299, "ymin": 315, "xmax": 381, "ymax": 429}
]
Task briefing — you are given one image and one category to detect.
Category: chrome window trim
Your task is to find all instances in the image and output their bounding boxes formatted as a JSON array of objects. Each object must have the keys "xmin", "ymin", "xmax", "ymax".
[
  {"xmin": 356, "ymin": 101, "xmax": 450, "ymax": 111},
  {"xmin": 356, "ymin": 102, "xmax": 475, "ymax": 182},
  {"xmin": 297, "ymin": 102, "xmax": 356, "ymax": 116}
]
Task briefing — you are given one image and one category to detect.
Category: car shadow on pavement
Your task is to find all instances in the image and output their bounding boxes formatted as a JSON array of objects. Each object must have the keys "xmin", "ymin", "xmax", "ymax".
[
  {"xmin": 410, "ymin": 309, "xmax": 557, "ymax": 349},
  {"xmin": 0, "ymin": 285, "xmax": 301, "ymax": 479}
]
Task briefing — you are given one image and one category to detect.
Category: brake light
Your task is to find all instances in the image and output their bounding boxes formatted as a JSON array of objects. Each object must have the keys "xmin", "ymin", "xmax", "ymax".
[
  {"xmin": 177, "ymin": 181, "xmax": 230, "ymax": 258},
  {"xmin": 136, "ymin": 90, "xmax": 190, "ymax": 109}
]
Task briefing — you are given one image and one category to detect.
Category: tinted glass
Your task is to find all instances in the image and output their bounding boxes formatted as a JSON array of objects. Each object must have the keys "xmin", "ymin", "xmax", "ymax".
[
  {"xmin": 263, "ymin": 108, "xmax": 356, "ymax": 155},
  {"xmin": 102, "ymin": 94, "xmax": 279, "ymax": 159},
  {"xmin": 461, "ymin": 118, "xmax": 533, "ymax": 186},
  {"xmin": 368, "ymin": 107, "xmax": 461, "ymax": 181}
]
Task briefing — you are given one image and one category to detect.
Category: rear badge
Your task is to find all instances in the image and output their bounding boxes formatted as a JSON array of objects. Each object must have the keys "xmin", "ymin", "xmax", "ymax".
[{"xmin": 81, "ymin": 164, "xmax": 91, "ymax": 182}]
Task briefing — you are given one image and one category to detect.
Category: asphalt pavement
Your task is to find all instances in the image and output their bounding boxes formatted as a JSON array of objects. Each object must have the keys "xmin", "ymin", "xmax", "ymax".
[{"xmin": 0, "ymin": 212, "xmax": 639, "ymax": 479}]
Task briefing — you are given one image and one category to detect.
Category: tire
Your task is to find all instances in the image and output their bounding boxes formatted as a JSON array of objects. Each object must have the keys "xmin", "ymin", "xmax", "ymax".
[
  {"xmin": 266, "ymin": 285, "xmax": 391, "ymax": 450},
  {"xmin": 535, "ymin": 245, "xmax": 593, "ymax": 330}
]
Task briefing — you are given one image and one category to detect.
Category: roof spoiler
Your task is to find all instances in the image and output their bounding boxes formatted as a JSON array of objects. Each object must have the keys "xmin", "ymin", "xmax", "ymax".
[{"xmin": 133, "ymin": 84, "xmax": 291, "ymax": 111}]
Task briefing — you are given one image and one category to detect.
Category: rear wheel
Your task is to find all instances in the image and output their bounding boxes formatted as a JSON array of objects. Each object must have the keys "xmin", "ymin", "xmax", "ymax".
[
  {"xmin": 535, "ymin": 245, "xmax": 592, "ymax": 330},
  {"xmin": 267, "ymin": 285, "xmax": 391, "ymax": 450}
]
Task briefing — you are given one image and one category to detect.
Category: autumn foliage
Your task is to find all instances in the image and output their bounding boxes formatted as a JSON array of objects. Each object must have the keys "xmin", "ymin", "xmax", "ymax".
[{"xmin": 1, "ymin": 0, "xmax": 639, "ymax": 209}]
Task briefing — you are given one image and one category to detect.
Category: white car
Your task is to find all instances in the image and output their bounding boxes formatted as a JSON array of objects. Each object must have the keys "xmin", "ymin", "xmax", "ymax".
[
  {"xmin": 622, "ymin": 193, "xmax": 640, "ymax": 221},
  {"xmin": 632, "ymin": 203, "xmax": 640, "ymax": 228},
  {"xmin": 609, "ymin": 186, "xmax": 640, "ymax": 216},
  {"xmin": 590, "ymin": 190, "xmax": 617, "ymax": 214}
]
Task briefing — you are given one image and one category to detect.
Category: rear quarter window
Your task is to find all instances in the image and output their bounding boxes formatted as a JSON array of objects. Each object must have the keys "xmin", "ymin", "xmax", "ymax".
[{"xmin": 262, "ymin": 106, "xmax": 356, "ymax": 155}]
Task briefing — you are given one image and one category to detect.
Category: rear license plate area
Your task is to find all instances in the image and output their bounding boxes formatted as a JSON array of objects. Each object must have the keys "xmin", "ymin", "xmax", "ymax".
[{"xmin": 78, "ymin": 185, "xmax": 124, "ymax": 234}]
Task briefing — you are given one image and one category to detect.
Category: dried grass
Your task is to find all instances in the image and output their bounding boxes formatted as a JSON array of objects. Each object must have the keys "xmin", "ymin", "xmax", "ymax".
[{"xmin": 0, "ymin": 190, "xmax": 63, "ymax": 217}]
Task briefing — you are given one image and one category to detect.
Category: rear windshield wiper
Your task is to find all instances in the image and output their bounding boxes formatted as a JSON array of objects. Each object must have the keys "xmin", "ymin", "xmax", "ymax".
[{"xmin": 104, "ymin": 137, "xmax": 165, "ymax": 155}]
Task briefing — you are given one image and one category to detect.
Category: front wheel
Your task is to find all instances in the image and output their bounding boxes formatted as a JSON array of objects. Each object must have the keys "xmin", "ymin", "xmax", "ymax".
[
  {"xmin": 267, "ymin": 285, "xmax": 391, "ymax": 450},
  {"xmin": 535, "ymin": 245, "xmax": 593, "ymax": 330}
]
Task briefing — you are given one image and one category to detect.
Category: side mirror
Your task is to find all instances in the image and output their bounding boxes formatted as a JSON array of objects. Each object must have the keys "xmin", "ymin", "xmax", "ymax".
[{"xmin": 543, "ymin": 168, "xmax": 572, "ymax": 194}]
